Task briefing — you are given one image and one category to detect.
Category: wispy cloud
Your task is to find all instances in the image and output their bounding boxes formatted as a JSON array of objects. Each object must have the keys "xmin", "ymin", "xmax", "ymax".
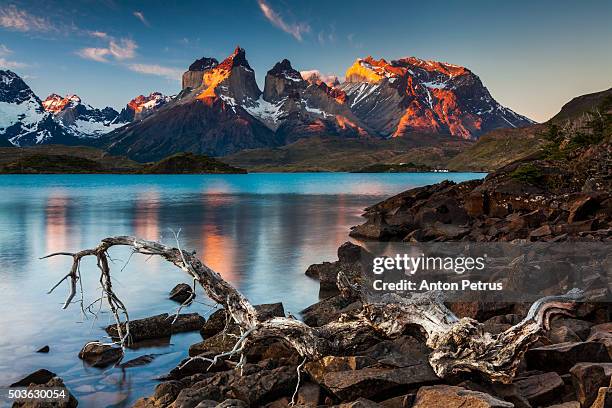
[
  {"xmin": 257, "ymin": 0, "xmax": 309, "ymax": 41},
  {"xmin": 0, "ymin": 57, "xmax": 28, "ymax": 69},
  {"xmin": 0, "ymin": 5, "xmax": 56, "ymax": 32},
  {"xmin": 77, "ymin": 38, "xmax": 137, "ymax": 62},
  {"xmin": 133, "ymin": 11, "xmax": 150, "ymax": 27},
  {"xmin": 127, "ymin": 63, "xmax": 182, "ymax": 81},
  {"xmin": 0, "ymin": 43, "xmax": 28, "ymax": 69},
  {"xmin": 87, "ymin": 30, "xmax": 109, "ymax": 39}
]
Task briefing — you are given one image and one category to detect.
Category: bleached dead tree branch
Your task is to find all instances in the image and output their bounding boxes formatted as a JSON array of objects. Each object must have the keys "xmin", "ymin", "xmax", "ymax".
[{"xmin": 43, "ymin": 236, "xmax": 583, "ymax": 383}]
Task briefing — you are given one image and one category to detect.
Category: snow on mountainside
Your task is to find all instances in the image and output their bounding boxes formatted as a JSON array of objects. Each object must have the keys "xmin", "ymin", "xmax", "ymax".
[
  {"xmin": 340, "ymin": 56, "xmax": 534, "ymax": 139},
  {"xmin": 0, "ymin": 70, "xmax": 74, "ymax": 146},
  {"xmin": 117, "ymin": 92, "xmax": 172, "ymax": 122},
  {"xmin": 42, "ymin": 93, "xmax": 128, "ymax": 138}
]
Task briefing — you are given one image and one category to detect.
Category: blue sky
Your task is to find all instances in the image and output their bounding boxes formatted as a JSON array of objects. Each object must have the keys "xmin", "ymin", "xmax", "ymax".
[{"xmin": 1, "ymin": 0, "xmax": 611, "ymax": 122}]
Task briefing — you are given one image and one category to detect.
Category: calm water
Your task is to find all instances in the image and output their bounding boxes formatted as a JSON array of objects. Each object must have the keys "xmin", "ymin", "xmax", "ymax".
[{"xmin": 0, "ymin": 172, "xmax": 483, "ymax": 407}]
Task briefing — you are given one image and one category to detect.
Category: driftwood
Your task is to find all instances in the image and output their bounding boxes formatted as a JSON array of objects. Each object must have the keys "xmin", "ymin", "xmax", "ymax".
[{"xmin": 43, "ymin": 236, "xmax": 583, "ymax": 383}]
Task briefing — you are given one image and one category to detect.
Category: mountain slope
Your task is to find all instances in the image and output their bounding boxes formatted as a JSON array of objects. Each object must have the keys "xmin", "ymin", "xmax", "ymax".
[
  {"xmin": 246, "ymin": 59, "xmax": 371, "ymax": 142},
  {"xmin": 339, "ymin": 56, "xmax": 534, "ymax": 139},
  {"xmin": 447, "ymin": 87, "xmax": 612, "ymax": 171},
  {"xmin": 103, "ymin": 47, "xmax": 281, "ymax": 162},
  {"xmin": 0, "ymin": 70, "xmax": 78, "ymax": 146},
  {"xmin": 42, "ymin": 93, "xmax": 128, "ymax": 137}
]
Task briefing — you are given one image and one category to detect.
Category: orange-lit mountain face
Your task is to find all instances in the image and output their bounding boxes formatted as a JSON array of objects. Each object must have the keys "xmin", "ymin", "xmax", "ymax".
[
  {"xmin": 42, "ymin": 94, "xmax": 82, "ymax": 113},
  {"xmin": 117, "ymin": 92, "xmax": 171, "ymax": 122},
  {"xmin": 341, "ymin": 56, "xmax": 534, "ymax": 139},
  {"xmin": 100, "ymin": 47, "xmax": 534, "ymax": 161}
]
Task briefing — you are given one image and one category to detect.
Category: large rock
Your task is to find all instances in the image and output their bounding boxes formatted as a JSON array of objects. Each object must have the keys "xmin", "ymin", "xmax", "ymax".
[
  {"xmin": 200, "ymin": 303, "xmax": 285, "ymax": 338},
  {"xmin": 305, "ymin": 356, "xmax": 377, "ymax": 384},
  {"xmin": 514, "ymin": 372, "xmax": 564, "ymax": 406},
  {"xmin": 318, "ymin": 364, "xmax": 438, "ymax": 400},
  {"xmin": 78, "ymin": 342, "xmax": 123, "ymax": 368},
  {"xmin": 412, "ymin": 385, "xmax": 513, "ymax": 408},
  {"xmin": 301, "ymin": 295, "xmax": 362, "ymax": 327},
  {"xmin": 105, "ymin": 313, "xmax": 172, "ymax": 342},
  {"xmin": 11, "ymin": 376, "xmax": 78, "ymax": 408},
  {"xmin": 200, "ymin": 309, "xmax": 228, "ymax": 337},
  {"xmin": 10, "ymin": 369, "xmax": 56, "ymax": 387},
  {"xmin": 526, "ymin": 342, "xmax": 612, "ymax": 373},
  {"xmin": 172, "ymin": 363, "xmax": 297, "ymax": 407},
  {"xmin": 172, "ymin": 313, "xmax": 206, "ymax": 334},
  {"xmin": 570, "ymin": 363, "xmax": 612, "ymax": 407},
  {"xmin": 169, "ymin": 283, "xmax": 195, "ymax": 303}
]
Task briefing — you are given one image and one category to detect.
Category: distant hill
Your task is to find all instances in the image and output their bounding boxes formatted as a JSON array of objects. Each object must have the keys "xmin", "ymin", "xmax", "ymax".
[
  {"xmin": 222, "ymin": 134, "xmax": 472, "ymax": 172},
  {"xmin": 446, "ymin": 88, "xmax": 612, "ymax": 172},
  {"xmin": 0, "ymin": 146, "xmax": 246, "ymax": 174},
  {"xmin": 139, "ymin": 152, "xmax": 246, "ymax": 174}
]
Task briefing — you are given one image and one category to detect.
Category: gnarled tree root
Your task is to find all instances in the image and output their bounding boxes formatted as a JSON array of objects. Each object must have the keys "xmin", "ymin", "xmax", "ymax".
[{"xmin": 44, "ymin": 236, "xmax": 583, "ymax": 383}]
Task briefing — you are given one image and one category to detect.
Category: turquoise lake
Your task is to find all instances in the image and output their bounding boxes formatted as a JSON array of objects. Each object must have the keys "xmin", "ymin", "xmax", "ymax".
[{"xmin": 0, "ymin": 172, "xmax": 484, "ymax": 407}]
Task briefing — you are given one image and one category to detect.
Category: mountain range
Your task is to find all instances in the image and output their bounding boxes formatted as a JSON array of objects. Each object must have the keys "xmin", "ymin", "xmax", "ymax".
[{"xmin": 1, "ymin": 47, "xmax": 534, "ymax": 161}]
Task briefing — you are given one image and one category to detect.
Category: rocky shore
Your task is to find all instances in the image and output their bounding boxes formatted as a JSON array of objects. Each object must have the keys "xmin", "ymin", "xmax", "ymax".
[{"xmin": 9, "ymin": 97, "xmax": 611, "ymax": 407}]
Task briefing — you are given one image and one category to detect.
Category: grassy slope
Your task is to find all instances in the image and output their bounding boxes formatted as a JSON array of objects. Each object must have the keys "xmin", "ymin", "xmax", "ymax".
[
  {"xmin": 447, "ymin": 87, "xmax": 612, "ymax": 172},
  {"xmin": 0, "ymin": 146, "xmax": 246, "ymax": 174},
  {"xmin": 222, "ymin": 135, "xmax": 473, "ymax": 172},
  {"xmin": 0, "ymin": 145, "xmax": 140, "ymax": 172}
]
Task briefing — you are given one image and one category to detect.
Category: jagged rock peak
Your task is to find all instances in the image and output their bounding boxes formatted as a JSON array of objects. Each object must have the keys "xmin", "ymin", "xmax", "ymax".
[
  {"xmin": 267, "ymin": 59, "xmax": 302, "ymax": 82},
  {"xmin": 188, "ymin": 57, "xmax": 219, "ymax": 72},
  {"xmin": 392, "ymin": 56, "xmax": 468, "ymax": 77},
  {"xmin": 218, "ymin": 46, "xmax": 252, "ymax": 71},
  {"xmin": 42, "ymin": 94, "xmax": 82, "ymax": 113}
]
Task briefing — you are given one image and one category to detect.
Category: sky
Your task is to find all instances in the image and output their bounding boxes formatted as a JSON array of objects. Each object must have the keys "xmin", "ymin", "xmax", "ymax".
[{"xmin": 0, "ymin": 0, "xmax": 611, "ymax": 122}]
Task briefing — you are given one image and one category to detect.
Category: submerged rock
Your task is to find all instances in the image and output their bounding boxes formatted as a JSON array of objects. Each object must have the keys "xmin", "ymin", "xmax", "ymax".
[
  {"xmin": 11, "ymin": 371, "xmax": 78, "ymax": 408},
  {"xmin": 105, "ymin": 313, "xmax": 172, "ymax": 342},
  {"xmin": 78, "ymin": 342, "xmax": 123, "ymax": 368},
  {"xmin": 169, "ymin": 283, "xmax": 195, "ymax": 303}
]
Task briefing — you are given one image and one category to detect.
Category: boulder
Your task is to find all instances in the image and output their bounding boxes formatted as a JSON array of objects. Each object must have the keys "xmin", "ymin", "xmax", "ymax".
[
  {"xmin": 216, "ymin": 399, "xmax": 248, "ymax": 407},
  {"xmin": 105, "ymin": 313, "xmax": 172, "ymax": 342},
  {"xmin": 514, "ymin": 372, "xmax": 564, "ymax": 406},
  {"xmin": 379, "ymin": 394, "xmax": 414, "ymax": 408},
  {"xmin": 338, "ymin": 241, "xmax": 362, "ymax": 263},
  {"xmin": 11, "ymin": 376, "xmax": 78, "ymax": 408},
  {"xmin": 526, "ymin": 342, "xmax": 611, "ymax": 373},
  {"xmin": 568, "ymin": 194, "xmax": 599, "ymax": 223},
  {"xmin": 412, "ymin": 385, "xmax": 513, "ymax": 408},
  {"xmin": 10, "ymin": 369, "xmax": 56, "ymax": 387},
  {"xmin": 200, "ymin": 304, "xmax": 285, "ymax": 338},
  {"xmin": 301, "ymin": 295, "xmax": 362, "ymax": 327},
  {"xmin": 319, "ymin": 364, "xmax": 438, "ymax": 400},
  {"xmin": 305, "ymin": 356, "xmax": 377, "ymax": 384},
  {"xmin": 550, "ymin": 318, "xmax": 593, "ymax": 341},
  {"xmin": 78, "ymin": 342, "xmax": 123, "ymax": 368},
  {"xmin": 164, "ymin": 352, "xmax": 230, "ymax": 380},
  {"xmin": 255, "ymin": 302, "xmax": 285, "ymax": 320},
  {"xmin": 172, "ymin": 313, "xmax": 206, "ymax": 334},
  {"xmin": 172, "ymin": 364, "xmax": 298, "ymax": 406},
  {"xmin": 169, "ymin": 283, "xmax": 195, "ymax": 303},
  {"xmin": 201, "ymin": 309, "xmax": 228, "ymax": 337},
  {"xmin": 337, "ymin": 399, "xmax": 383, "ymax": 407},
  {"xmin": 569, "ymin": 363, "xmax": 612, "ymax": 407},
  {"xmin": 189, "ymin": 332, "xmax": 237, "ymax": 357}
]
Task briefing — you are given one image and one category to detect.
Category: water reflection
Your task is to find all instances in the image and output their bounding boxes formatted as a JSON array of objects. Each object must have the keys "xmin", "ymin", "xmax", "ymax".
[
  {"xmin": 45, "ymin": 192, "xmax": 71, "ymax": 256},
  {"xmin": 133, "ymin": 190, "xmax": 160, "ymax": 241},
  {"xmin": 0, "ymin": 173, "xmax": 484, "ymax": 407}
]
